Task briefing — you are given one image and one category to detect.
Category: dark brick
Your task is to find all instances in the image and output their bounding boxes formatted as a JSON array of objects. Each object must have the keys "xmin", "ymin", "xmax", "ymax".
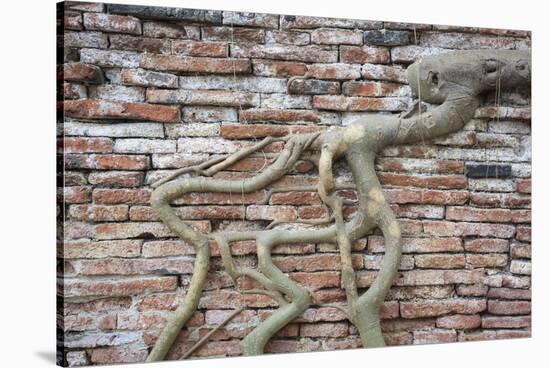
[
  {"xmin": 465, "ymin": 164, "xmax": 512, "ymax": 179},
  {"xmin": 287, "ymin": 79, "xmax": 340, "ymax": 95},
  {"xmin": 108, "ymin": 4, "xmax": 222, "ymax": 23},
  {"xmin": 364, "ymin": 30, "xmax": 410, "ymax": 46}
]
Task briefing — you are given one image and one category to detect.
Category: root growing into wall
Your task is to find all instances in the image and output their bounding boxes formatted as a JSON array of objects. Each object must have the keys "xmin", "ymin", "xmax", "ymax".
[{"xmin": 146, "ymin": 49, "xmax": 531, "ymax": 361}]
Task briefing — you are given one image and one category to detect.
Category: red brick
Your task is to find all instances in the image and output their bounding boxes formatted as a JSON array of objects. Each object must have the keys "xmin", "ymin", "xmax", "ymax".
[
  {"xmin": 415, "ymin": 254, "xmax": 465, "ymax": 269},
  {"xmin": 516, "ymin": 179, "xmax": 531, "ymax": 193},
  {"xmin": 312, "ymin": 95, "xmax": 408, "ymax": 112},
  {"xmin": 464, "ymin": 238, "xmax": 509, "ymax": 253},
  {"xmin": 92, "ymin": 188, "xmax": 152, "ymax": 205},
  {"xmin": 63, "ymin": 138, "xmax": 113, "ymax": 153},
  {"xmin": 305, "ymin": 63, "xmax": 361, "ymax": 80},
  {"xmin": 379, "ymin": 173, "xmax": 467, "ymax": 189},
  {"xmin": 381, "ymin": 318, "xmax": 436, "ymax": 332},
  {"xmin": 516, "ymin": 226, "xmax": 531, "ymax": 242},
  {"xmin": 240, "ymin": 108, "xmax": 320, "ymax": 123},
  {"xmin": 109, "ymin": 34, "xmax": 171, "ymax": 54},
  {"xmin": 384, "ymin": 331, "xmax": 414, "ymax": 345},
  {"xmin": 423, "ymin": 221, "xmax": 516, "ymax": 238},
  {"xmin": 384, "ymin": 188, "xmax": 469, "ymax": 205},
  {"xmin": 87, "ymin": 171, "xmax": 143, "ymax": 187},
  {"xmin": 62, "ymin": 240, "xmax": 142, "ymax": 259},
  {"xmin": 129, "ymin": 205, "xmax": 245, "ymax": 221},
  {"xmin": 271, "ymin": 191, "xmax": 321, "ymax": 205},
  {"xmin": 63, "ymin": 82, "xmax": 87, "ymax": 99},
  {"xmin": 289, "ymin": 271, "xmax": 340, "ymax": 290},
  {"xmin": 64, "ymin": 11, "xmax": 82, "ymax": 30},
  {"xmin": 357, "ymin": 269, "xmax": 484, "ymax": 288},
  {"xmin": 511, "ymin": 209, "xmax": 531, "ymax": 223},
  {"xmin": 340, "ymin": 46, "xmax": 390, "ymax": 64},
  {"xmin": 487, "ymin": 300, "xmax": 531, "ymax": 315},
  {"xmin": 231, "ymin": 44, "xmax": 338, "ymax": 63},
  {"xmin": 64, "ymin": 99, "xmax": 180, "ymax": 123},
  {"xmin": 252, "ymin": 59, "xmax": 307, "ymax": 77},
  {"xmin": 63, "ymin": 276, "xmax": 177, "ymax": 298},
  {"xmin": 510, "ymin": 242, "xmax": 531, "ymax": 259},
  {"xmin": 90, "ymin": 345, "xmax": 148, "ymax": 364},
  {"xmin": 470, "ymin": 193, "xmax": 531, "ymax": 208},
  {"xmin": 456, "ymin": 284, "xmax": 488, "ymax": 297},
  {"xmin": 172, "ymin": 40, "xmax": 227, "ymax": 57},
  {"xmin": 83, "ymin": 13, "xmax": 141, "ymax": 34},
  {"xmin": 487, "ymin": 287, "xmax": 531, "ymax": 300},
  {"xmin": 203, "ymin": 26, "xmax": 264, "ymax": 43},
  {"xmin": 400, "ymin": 298, "xmax": 486, "ymax": 318},
  {"xmin": 413, "ymin": 329, "xmax": 457, "ymax": 344},
  {"xmin": 64, "ymin": 313, "xmax": 117, "ymax": 331},
  {"xmin": 466, "ymin": 254, "xmax": 508, "ymax": 268},
  {"xmin": 140, "ymin": 54, "xmax": 251, "ymax": 73},
  {"xmin": 75, "ymin": 258, "xmax": 194, "ymax": 276},
  {"xmin": 482, "ymin": 316, "xmax": 531, "ymax": 328},
  {"xmin": 300, "ymin": 322, "xmax": 349, "ymax": 337},
  {"xmin": 94, "ymin": 221, "xmax": 210, "ymax": 240},
  {"xmin": 446, "ymin": 206, "xmax": 512, "ymax": 222},
  {"xmin": 368, "ymin": 236, "xmax": 463, "ymax": 253},
  {"xmin": 147, "ymin": 89, "xmax": 259, "ymax": 108},
  {"xmin": 246, "ymin": 205, "xmax": 296, "ymax": 221},
  {"xmin": 63, "ymin": 186, "xmax": 90, "ymax": 204},
  {"xmin": 274, "ymin": 254, "xmax": 363, "ymax": 272},
  {"xmin": 436, "ymin": 314, "xmax": 481, "ymax": 329}
]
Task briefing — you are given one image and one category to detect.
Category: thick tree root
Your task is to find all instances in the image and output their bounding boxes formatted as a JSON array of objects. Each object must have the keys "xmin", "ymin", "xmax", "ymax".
[{"xmin": 146, "ymin": 49, "xmax": 531, "ymax": 361}]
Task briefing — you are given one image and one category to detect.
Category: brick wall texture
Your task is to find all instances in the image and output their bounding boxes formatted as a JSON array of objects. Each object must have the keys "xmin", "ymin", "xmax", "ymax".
[{"xmin": 57, "ymin": 2, "xmax": 532, "ymax": 366}]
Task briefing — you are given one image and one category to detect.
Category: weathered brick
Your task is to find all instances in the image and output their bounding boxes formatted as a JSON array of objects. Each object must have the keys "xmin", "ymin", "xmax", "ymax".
[
  {"xmin": 64, "ymin": 82, "xmax": 87, "ymax": 99},
  {"xmin": 89, "ymin": 205, "xmax": 129, "ymax": 222},
  {"xmin": 65, "ymin": 2, "xmax": 105, "ymax": 12},
  {"xmin": 63, "ymin": 138, "xmax": 113, "ymax": 154},
  {"xmin": 143, "ymin": 22, "xmax": 200, "ymax": 39},
  {"xmin": 400, "ymin": 298, "xmax": 486, "ymax": 318},
  {"xmin": 87, "ymin": 171, "xmax": 143, "ymax": 187},
  {"xmin": 311, "ymin": 28, "xmax": 362, "ymax": 45},
  {"xmin": 93, "ymin": 188, "xmax": 152, "ymax": 205},
  {"xmin": 281, "ymin": 15, "xmax": 381, "ymax": 30},
  {"xmin": 383, "ymin": 188, "xmax": 469, "ymax": 205},
  {"xmin": 64, "ymin": 32, "xmax": 108, "ymax": 48},
  {"xmin": 456, "ymin": 284, "xmax": 488, "ymax": 297},
  {"xmin": 265, "ymin": 30, "xmax": 309, "ymax": 45},
  {"xmin": 470, "ymin": 192, "xmax": 531, "ymax": 208},
  {"xmin": 202, "ymin": 26, "xmax": 265, "ymax": 43},
  {"xmin": 466, "ymin": 254, "xmax": 508, "ymax": 268},
  {"xmin": 364, "ymin": 30, "xmax": 410, "ymax": 46},
  {"xmin": 231, "ymin": 44, "xmax": 338, "ymax": 63},
  {"xmin": 94, "ymin": 221, "xmax": 210, "ymax": 240},
  {"xmin": 90, "ymin": 344, "xmax": 148, "ymax": 364},
  {"xmin": 109, "ymin": 34, "xmax": 170, "ymax": 54},
  {"xmin": 62, "ymin": 186, "xmax": 90, "ymax": 204},
  {"xmin": 83, "ymin": 13, "xmax": 141, "ymax": 35},
  {"xmin": 393, "ymin": 204, "xmax": 444, "ymax": 219},
  {"xmin": 361, "ymin": 63, "xmax": 407, "ymax": 82},
  {"xmin": 62, "ymin": 239, "xmax": 141, "ymax": 259},
  {"xmin": 179, "ymin": 75, "xmax": 286, "ymax": 93},
  {"xmin": 305, "ymin": 63, "xmax": 361, "ymax": 80},
  {"xmin": 63, "ymin": 276, "xmax": 177, "ymax": 298},
  {"xmin": 483, "ymin": 274, "xmax": 531, "ymax": 289},
  {"xmin": 140, "ymin": 54, "xmax": 250, "ymax": 74},
  {"xmin": 487, "ymin": 287, "xmax": 531, "ymax": 300},
  {"xmin": 64, "ymin": 63, "xmax": 104, "ymax": 84},
  {"xmin": 146, "ymin": 89, "xmax": 259, "ymax": 107},
  {"xmin": 387, "ymin": 285, "xmax": 454, "ymax": 300},
  {"xmin": 510, "ymin": 242, "xmax": 531, "ymax": 259},
  {"xmin": 252, "ymin": 60, "xmax": 307, "ymax": 77},
  {"xmin": 63, "ymin": 121, "xmax": 164, "ymax": 138},
  {"xmin": 364, "ymin": 254, "xmax": 414, "ymax": 270},
  {"xmin": 74, "ymin": 257, "xmax": 194, "ymax": 276},
  {"xmin": 488, "ymin": 300, "xmax": 531, "ymax": 315},
  {"xmin": 482, "ymin": 316, "xmax": 531, "ymax": 329},
  {"xmin": 368, "ymin": 236, "xmax": 463, "ymax": 253},
  {"xmin": 436, "ymin": 314, "xmax": 481, "ymax": 329},
  {"xmin": 64, "ymin": 99, "xmax": 180, "ymax": 123},
  {"xmin": 300, "ymin": 322, "xmax": 348, "ymax": 337},
  {"xmin": 516, "ymin": 226, "xmax": 531, "ymax": 242},
  {"xmin": 379, "ymin": 173, "xmax": 467, "ymax": 189},
  {"xmin": 446, "ymin": 206, "xmax": 512, "ymax": 223},
  {"xmin": 476, "ymin": 106, "xmax": 531, "ymax": 120},
  {"xmin": 419, "ymin": 32, "xmax": 530, "ymax": 50},
  {"xmin": 516, "ymin": 179, "xmax": 531, "ymax": 194},
  {"xmin": 415, "ymin": 254, "xmax": 465, "ymax": 269},
  {"xmin": 183, "ymin": 106, "xmax": 237, "ymax": 122},
  {"xmin": 510, "ymin": 260, "xmax": 531, "ymax": 275},
  {"xmin": 66, "ymin": 351, "xmax": 88, "ymax": 367},
  {"xmin": 240, "ymin": 108, "xmax": 320, "ymax": 123},
  {"xmin": 465, "ymin": 164, "xmax": 512, "ymax": 178},
  {"xmin": 129, "ymin": 205, "xmax": 245, "ymax": 221},
  {"xmin": 246, "ymin": 205, "xmax": 296, "ymax": 221},
  {"xmin": 343, "ymin": 81, "xmax": 411, "ymax": 97},
  {"xmin": 391, "ymin": 45, "xmax": 452, "ymax": 63},
  {"xmin": 423, "ymin": 221, "xmax": 516, "ymax": 238},
  {"xmin": 261, "ymin": 94, "xmax": 312, "ymax": 109},
  {"xmin": 222, "ymin": 11, "xmax": 279, "ymax": 28},
  {"xmin": 313, "ymin": 95, "xmax": 409, "ymax": 112},
  {"xmin": 171, "ymin": 40, "xmax": 228, "ymax": 57},
  {"xmin": 64, "ymin": 11, "xmax": 83, "ymax": 30},
  {"xmin": 287, "ymin": 78, "xmax": 340, "ymax": 95},
  {"xmin": 66, "ymin": 154, "xmax": 149, "ymax": 171},
  {"xmin": 464, "ymin": 239, "xmax": 509, "ymax": 253},
  {"xmin": 274, "ymin": 254, "xmax": 362, "ymax": 272},
  {"xmin": 413, "ymin": 329, "xmax": 457, "ymax": 344},
  {"xmin": 165, "ymin": 124, "xmax": 219, "ymax": 138},
  {"xmin": 88, "ymin": 85, "xmax": 145, "ymax": 103},
  {"xmin": 80, "ymin": 48, "xmax": 140, "ymax": 68},
  {"xmin": 358, "ymin": 269, "xmax": 484, "ymax": 287},
  {"xmin": 108, "ymin": 4, "xmax": 222, "ymax": 23}
]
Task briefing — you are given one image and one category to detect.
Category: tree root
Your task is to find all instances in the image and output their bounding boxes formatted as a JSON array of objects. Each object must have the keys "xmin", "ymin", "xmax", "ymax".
[{"xmin": 146, "ymin": 49, "xmax": 531, "ymax": 361}]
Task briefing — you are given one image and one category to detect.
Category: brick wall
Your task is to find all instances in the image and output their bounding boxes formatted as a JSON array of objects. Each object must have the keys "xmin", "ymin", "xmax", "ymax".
[{"xmin": 57, "ymin": 1, "xmax": 532, "ymax": 366}]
